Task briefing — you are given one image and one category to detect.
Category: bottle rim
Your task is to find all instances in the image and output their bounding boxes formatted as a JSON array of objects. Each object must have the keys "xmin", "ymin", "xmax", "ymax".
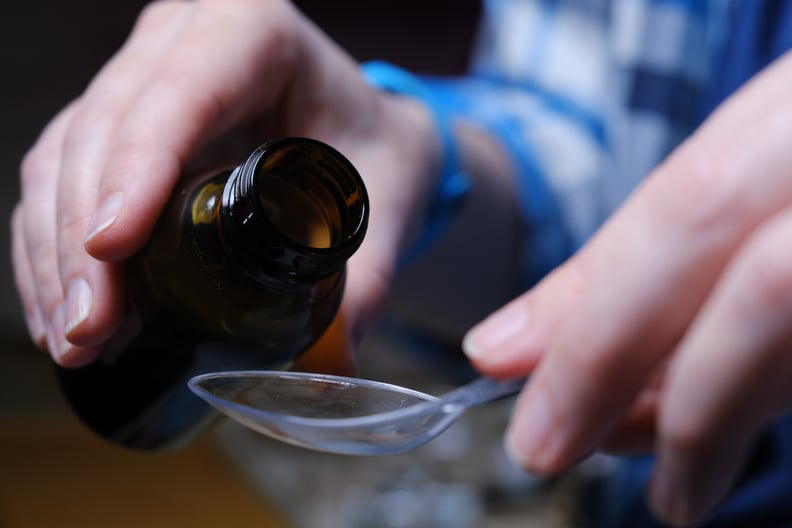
[{"xmin": 221, "ymin": 137, "xmax": 369, "ymax": 282}]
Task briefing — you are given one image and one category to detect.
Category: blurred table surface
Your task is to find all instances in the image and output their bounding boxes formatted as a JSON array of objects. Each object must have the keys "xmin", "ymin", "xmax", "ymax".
[{"xmin": 0, "ymin": 335, "xmax": 293, "ymax": 528}]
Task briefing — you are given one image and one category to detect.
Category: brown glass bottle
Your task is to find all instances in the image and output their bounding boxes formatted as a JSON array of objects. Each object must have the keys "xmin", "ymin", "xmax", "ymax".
[{"xmin": 57, "ymin": 137, "xmax": 369, "ymax": 451}]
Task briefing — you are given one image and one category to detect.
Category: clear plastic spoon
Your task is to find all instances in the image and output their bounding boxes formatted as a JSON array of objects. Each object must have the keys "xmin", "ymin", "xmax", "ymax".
[{"xmin": 188, "ymin": 370, "xmax": 526, "ymax": 455}]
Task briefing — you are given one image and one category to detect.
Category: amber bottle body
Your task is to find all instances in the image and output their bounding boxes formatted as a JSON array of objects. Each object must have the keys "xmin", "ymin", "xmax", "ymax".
[{"xmin": 57, "ymin": 138, "xmax": 368, "ymax": 450}]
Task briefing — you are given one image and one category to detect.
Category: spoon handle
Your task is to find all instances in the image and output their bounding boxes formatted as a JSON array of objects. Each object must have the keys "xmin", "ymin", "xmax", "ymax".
[{"xmin": 442, "ymin": 376, "xmax": 528, "ymax": 408}]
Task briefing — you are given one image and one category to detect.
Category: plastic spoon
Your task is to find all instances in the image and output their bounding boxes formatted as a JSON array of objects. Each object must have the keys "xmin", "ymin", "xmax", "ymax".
[{"xmin": 188, "ymin": 370, "xmax": 525, "ymax": 455}]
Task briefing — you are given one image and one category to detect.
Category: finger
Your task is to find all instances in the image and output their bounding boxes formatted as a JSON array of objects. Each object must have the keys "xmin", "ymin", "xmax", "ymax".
[
  {"xmin": 55, "ymin": 1, "xmax": 191, "ymax": 351},
  {"xmin": 10, "ymin": 205, "xmax": 46, "ymax": 349},
  {"xmin": 600, "ymin": 402, "xmax": 656, "ymax": 455},
  {"xmin": 650, "ymin": 206, "xmax": 792, "ymax": 525},
  {"xmin": 589, "ymin": 54, "xmax": 792, "ymax": 464},
  {"xmin": 466, "ymin": 51, "xmax": 792, "ymax": 476},
  {"xmin": 465, "ymin": 47, "xmax": 792, "ymax": 374},
  {"xmin": 466, "ymin": 209, "xmax": 694, "ymax": 475},
  {"xmin": 84, "ymin": 0, "xmax": 302, "ymax": 261},
  {"xmin": 463, "ymin": 262, "xmax": 587, "ymax": 377},
  {"xmin": 19, "ymin": 102, "xmax": 97, "ymax": 364},
  {"xmin": 601, "ymin": 366, "xmax": 665, "ymax": 454}
]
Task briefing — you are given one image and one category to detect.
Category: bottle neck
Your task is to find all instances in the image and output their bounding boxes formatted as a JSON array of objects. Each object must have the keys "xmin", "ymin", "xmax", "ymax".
[{"xmin": 220, "ymin": 138, "xmax": 368, "ymax": 284}]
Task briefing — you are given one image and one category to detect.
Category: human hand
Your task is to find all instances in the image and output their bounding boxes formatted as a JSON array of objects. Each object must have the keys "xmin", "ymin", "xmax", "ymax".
[
  {"xmin": 463, "ymin": 49, "xmax": 792, "ymax": 525},
  {"xmin": 11, "ymin": 0, "xmax": 440, "ymax": 368}
]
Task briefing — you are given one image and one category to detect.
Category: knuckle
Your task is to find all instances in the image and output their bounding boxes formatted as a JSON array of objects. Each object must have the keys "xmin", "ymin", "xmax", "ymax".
[
  {"xmin": 19, "ymin": 145, "xmax": 51, "ymax": 192},
  {"xmin": 560, "ymin": 327, "xmax": 624, "ymax": 398},
  {"xmin": 557, "ymin": 333, "xmax": 653, "ymax": 418},
  {"xmin": 26, "ymin": 235, "xmax": 57, "ymax": 275},
  {"xmin": 9, "ymin": 206, "xmax": 29, "ymax": 286},
  {"xmin": 541, "ymin": 261, "xmax": 636, "ymax": 400},
  {"xmin": 20, "ymin": 102, "xmax": 80, "ymax": 195},
  {"xmin": 10, "ymin": 203, "xmax": 23, "ymax": 235},
  {"xmin": 650, "ymin": 144, "xmax": 749, "ymax": 237},
  {"xmin": 661, "ymin": 417, "xmax": 710, "ymax": 458},
  {"xmin": 28, "ymin": 251, "xmax": 64, "ymax": 316},
  {"xmin": 134, "ymin": 0, "xmax": 188, "ymax": 34},
  {"xmin": 59, "ymin": 115, "xmax": 87, "ymax": 156},
  {"xmin": 553, "ymin": 266, "xmax": 616, "ymax": 380},
  {"xmin": 741, "ymin": 224, "xmax": 792, "ymax": 310},
  {"xmin": 61, "ymin": 98, "xmax": 116, "ymax": 149},
  {"xmin": 56, "ymin": 207, "xmax": 90, "ymax": 245}
]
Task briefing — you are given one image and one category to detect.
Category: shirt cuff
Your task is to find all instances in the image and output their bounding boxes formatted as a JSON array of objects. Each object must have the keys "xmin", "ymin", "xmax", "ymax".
[{"xmin": 361, "ymin": 60, "xmax": 472, "ymax": 264}]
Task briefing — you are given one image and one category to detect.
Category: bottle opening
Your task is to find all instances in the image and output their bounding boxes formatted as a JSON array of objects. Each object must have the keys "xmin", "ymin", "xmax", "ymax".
[
  {"xmin": 223, "ymin": 138, "xmax": 368, "ymax": 281},
  {"xmin": 252, "ymin": 140, "xmax": 365, "ymax": 253},
  {"xmin": 257, "ymin": 176, "xmax": 334, "ymax": 249}
]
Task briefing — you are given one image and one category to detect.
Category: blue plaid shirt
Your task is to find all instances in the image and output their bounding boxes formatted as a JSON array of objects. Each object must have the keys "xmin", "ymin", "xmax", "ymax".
[
  {"xmin": 424, "ymin": 0, "xmax": 730, "ymax": 287},
  {"xmin": 422, "ymin": 1, "xmax": 792, "ymax": 526}
]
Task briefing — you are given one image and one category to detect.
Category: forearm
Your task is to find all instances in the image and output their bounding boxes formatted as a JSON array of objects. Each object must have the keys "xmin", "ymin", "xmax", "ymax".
[{"xmin": 388, "ymin": 119, "xmax": 524, "ymax": 342}]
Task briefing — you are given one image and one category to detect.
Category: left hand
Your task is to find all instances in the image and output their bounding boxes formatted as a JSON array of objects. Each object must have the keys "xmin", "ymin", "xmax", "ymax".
[{"xmin": 463, "ymin": 49, "xmax": 792, "ymax": 526}]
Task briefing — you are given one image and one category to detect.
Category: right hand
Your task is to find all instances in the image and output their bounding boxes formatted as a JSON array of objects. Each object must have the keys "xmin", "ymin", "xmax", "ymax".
[
  {"xmin": 463, "ymin": 49, "xmax": 792, "ymax": 525},
  {"xmin": 11, "ymin": 0, "xmax": 441, "ymax": 368}
]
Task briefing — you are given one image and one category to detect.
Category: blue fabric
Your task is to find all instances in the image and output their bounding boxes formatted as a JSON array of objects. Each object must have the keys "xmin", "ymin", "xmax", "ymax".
[
  {"xmin": 419, "ymin": 76, "xmax": 575, "ymax": 283},
  {"xmin": 603, "ymin": 417, "xmax": 792, "ymax": 528},
  {"xmin": 699, "ymin": 0, "xmax": 792, "ymax": 120},
  {"xmin": 360, "ymin": 61, "xmax": 472, "ymax": 265},
  {"xmin": 421, "ymin": 0, "xmax": 720, "ymax": 287}
]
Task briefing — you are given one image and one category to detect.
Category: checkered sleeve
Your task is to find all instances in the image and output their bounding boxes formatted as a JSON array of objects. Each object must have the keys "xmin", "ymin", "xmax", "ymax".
[{"xmin": 417, "ymin": 0, "xmax": 724, "ymax": 287}]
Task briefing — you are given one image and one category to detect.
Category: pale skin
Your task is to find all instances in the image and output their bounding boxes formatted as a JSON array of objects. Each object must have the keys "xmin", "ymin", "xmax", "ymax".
[
  {"xmin": 465, "ymin": 49, "xmax": 792, "ymax": 525},
  {"xmin": 11, "ymin": 0, "xmax": 792, "ymax": 526}
]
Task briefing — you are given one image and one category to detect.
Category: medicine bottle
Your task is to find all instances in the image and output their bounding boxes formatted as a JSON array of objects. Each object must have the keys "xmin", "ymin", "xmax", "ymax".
[{"xmin": 57, "ymin": 137, "xmax": 369, "ymax": 450}]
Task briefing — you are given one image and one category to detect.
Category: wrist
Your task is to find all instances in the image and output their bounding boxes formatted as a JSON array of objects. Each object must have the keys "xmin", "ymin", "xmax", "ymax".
[
  {"xmin": 361, "ymin": 61, "xmax": 471, "ymax": 264},
  {"xmin": 380, "ymin": 90, "xmax": 444, "ymax": 201}
]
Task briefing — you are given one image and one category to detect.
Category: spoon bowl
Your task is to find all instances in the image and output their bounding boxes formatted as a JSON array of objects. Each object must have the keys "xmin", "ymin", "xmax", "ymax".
[{"xmin": 189, "ymin": 370, "xmax": 525, "ymax": 455}]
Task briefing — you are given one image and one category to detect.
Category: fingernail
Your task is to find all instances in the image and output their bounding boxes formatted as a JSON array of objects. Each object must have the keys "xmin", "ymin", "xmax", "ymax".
[
  {"xmin": 64, "ymin": 277, "xmax": 93, "ymax": 338},
  {"xmin": 45, "ymin": 320, "xmax": 59, "ymax": 359},
  {"xmin": 649, "ymin": 467, "xmax": 695, "ymax": 526},
  {"xmin": 463, "ymin": 301, "xmax": 527, "ymax": 359},
  {"xmin": 649, "ymin": 476, "xmax": 687, "ymax": 525},
  {"xmin": 48, "ymin": 303, "xmax": 71, "ymax": 361},
  {"xmin": 505, "ymin": 388, "xmax": 556, "ymax": 473},
  {"xmin": 85, "ymin": 192, "xmax": 123, "ymax": 243},
  {"xmin": 26, "ymin": 304, "xmax": 46, "ymax": 348}
]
